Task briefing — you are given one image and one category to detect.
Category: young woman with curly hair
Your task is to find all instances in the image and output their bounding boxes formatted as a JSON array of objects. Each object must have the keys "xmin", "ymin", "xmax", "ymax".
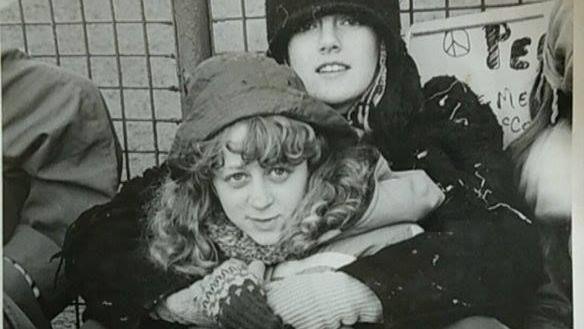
[{"xmin": 62, "ymin": 53, "xmax": 443, "ymax": 329}]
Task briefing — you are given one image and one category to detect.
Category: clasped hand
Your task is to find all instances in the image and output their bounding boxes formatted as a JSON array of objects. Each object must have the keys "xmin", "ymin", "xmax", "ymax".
[{"xmin": 151, "ymin": 258, "xmax": 381, "ymax": 329}]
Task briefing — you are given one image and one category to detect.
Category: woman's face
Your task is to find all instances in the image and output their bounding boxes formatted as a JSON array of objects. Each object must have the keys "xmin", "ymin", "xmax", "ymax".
[
  {"xmin": 288, "ymin": 14, "xmax": 379, "ymax": 108},
  {"xmin": 212, "ymin": 123, "xmax": 309, "ymax": 245}
]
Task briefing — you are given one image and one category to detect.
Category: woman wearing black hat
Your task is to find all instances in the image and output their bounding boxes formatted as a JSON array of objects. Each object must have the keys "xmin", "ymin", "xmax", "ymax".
[{"xmin": 264, "ymin": 1, "xmax": 544, "ymax": 328}]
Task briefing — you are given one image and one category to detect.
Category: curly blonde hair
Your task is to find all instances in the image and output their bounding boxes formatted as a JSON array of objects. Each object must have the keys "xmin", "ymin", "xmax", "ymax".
[{"xmin": 147, "ymin": 115, "xmax": 377, "ymax": 276}]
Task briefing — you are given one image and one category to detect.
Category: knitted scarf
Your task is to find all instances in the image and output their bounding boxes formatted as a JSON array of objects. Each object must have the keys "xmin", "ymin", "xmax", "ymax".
[
  {"xmin": 346, "ymin": 43, "xmax": 388, "ymax": 132},
  {"xmin": 205, "ymin": 215, "xmax": 293, "ymax": 265}
]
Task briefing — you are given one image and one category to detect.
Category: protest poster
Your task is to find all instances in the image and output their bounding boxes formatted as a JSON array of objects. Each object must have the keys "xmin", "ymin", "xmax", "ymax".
[{"xmin": 406, "ymin": 2, "xmax": 554, "ymax": 147}]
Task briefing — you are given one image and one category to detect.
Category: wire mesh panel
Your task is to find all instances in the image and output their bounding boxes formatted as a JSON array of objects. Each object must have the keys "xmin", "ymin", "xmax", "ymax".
[
  {"xmin": 208, "ymin": 0, "xmax": 545, "ymax": 54},
  {"xmin": 1, "ymin": 0, "xmax": 182, "ymax": 182}
]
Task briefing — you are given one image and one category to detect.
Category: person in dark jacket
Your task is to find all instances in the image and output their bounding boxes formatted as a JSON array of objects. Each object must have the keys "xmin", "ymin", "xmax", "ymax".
[
  {"xmin": 62, "ymin": 53, "xmax": 446, "ymax": 329},
  {"xmin": 265, "ymin": 0, "xmax": 545, "ymax": 328}
]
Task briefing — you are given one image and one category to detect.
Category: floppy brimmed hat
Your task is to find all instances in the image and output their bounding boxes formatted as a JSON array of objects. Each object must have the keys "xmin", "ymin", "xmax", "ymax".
[{"xmin": 169, "ymin": 53, "xmax": 358, "ymax": 161}]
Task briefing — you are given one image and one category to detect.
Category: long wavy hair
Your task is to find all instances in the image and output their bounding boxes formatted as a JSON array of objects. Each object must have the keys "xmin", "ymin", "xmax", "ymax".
[{"xmin": 146, "ymin": 115, "xmax": 377, "ymax": 276}]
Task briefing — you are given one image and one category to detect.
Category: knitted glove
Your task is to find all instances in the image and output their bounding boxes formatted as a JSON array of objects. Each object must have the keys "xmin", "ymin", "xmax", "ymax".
[
  {"xmin": 267, "ymin": 271, "xmax": 382, "ymax": 329},
  {"xmin": 152, "ymin": 259, "xmax": 285, "ymax": 329},
  {"xmin": 200, "ymin": 258, "xmax": 285, "ymax": 329}
]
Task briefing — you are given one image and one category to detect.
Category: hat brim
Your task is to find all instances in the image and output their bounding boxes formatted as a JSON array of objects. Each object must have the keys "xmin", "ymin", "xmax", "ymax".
[{"xmin": 171, "ymin": 86, "xmax": 358, "ymax": 157}]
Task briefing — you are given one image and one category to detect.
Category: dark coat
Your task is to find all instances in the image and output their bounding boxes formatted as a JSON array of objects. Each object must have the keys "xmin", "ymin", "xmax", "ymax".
[{"xmin": 341, "ymin": 76, "xmax": 544, "ymax": 329}]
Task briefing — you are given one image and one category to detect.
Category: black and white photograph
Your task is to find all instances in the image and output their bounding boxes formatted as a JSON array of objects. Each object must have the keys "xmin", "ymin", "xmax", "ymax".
[{"xmin": 1, "ymin": 0, "xmax": 580, "ymax": 329}]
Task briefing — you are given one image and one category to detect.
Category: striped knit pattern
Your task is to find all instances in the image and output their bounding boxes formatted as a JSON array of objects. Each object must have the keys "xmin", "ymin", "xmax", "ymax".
[{"xmin": 267, "ymin": 271, "xmax": 382, "ymax": 329}]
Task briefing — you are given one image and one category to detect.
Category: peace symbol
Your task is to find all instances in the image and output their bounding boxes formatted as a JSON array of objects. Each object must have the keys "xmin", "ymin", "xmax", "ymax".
[{"xmin": 443, "ymin": 29, "xmax": 471, "ymax": 58}]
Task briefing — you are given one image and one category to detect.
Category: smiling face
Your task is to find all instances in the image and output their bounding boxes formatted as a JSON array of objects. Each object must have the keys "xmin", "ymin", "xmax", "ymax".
[
  {"xmin": 288, "ymin": 14, "xmax": 379, "ymax": 109},
  {"xmin": 212, "ymin": 122, "xmax": 310, "ymax": 246}
]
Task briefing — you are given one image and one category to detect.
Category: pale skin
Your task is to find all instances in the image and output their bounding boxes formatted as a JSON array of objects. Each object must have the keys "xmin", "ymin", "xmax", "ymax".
[
  {"xmin": 288, "ymin": 14, "xmax": 379, "ymax": 113},
  {"xmin": 212, "ymin": 122, "xmax": 309, "ymax": 246}
]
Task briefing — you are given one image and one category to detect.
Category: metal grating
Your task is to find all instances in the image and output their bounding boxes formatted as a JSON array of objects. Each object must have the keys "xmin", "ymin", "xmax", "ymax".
[
  {"xmin": 1, "ymin": 0, "xmax": 182, "ymax": 182},
  {"xmin": 208, "ymin": 0, "xmax": 546, "ymax": 54}
]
